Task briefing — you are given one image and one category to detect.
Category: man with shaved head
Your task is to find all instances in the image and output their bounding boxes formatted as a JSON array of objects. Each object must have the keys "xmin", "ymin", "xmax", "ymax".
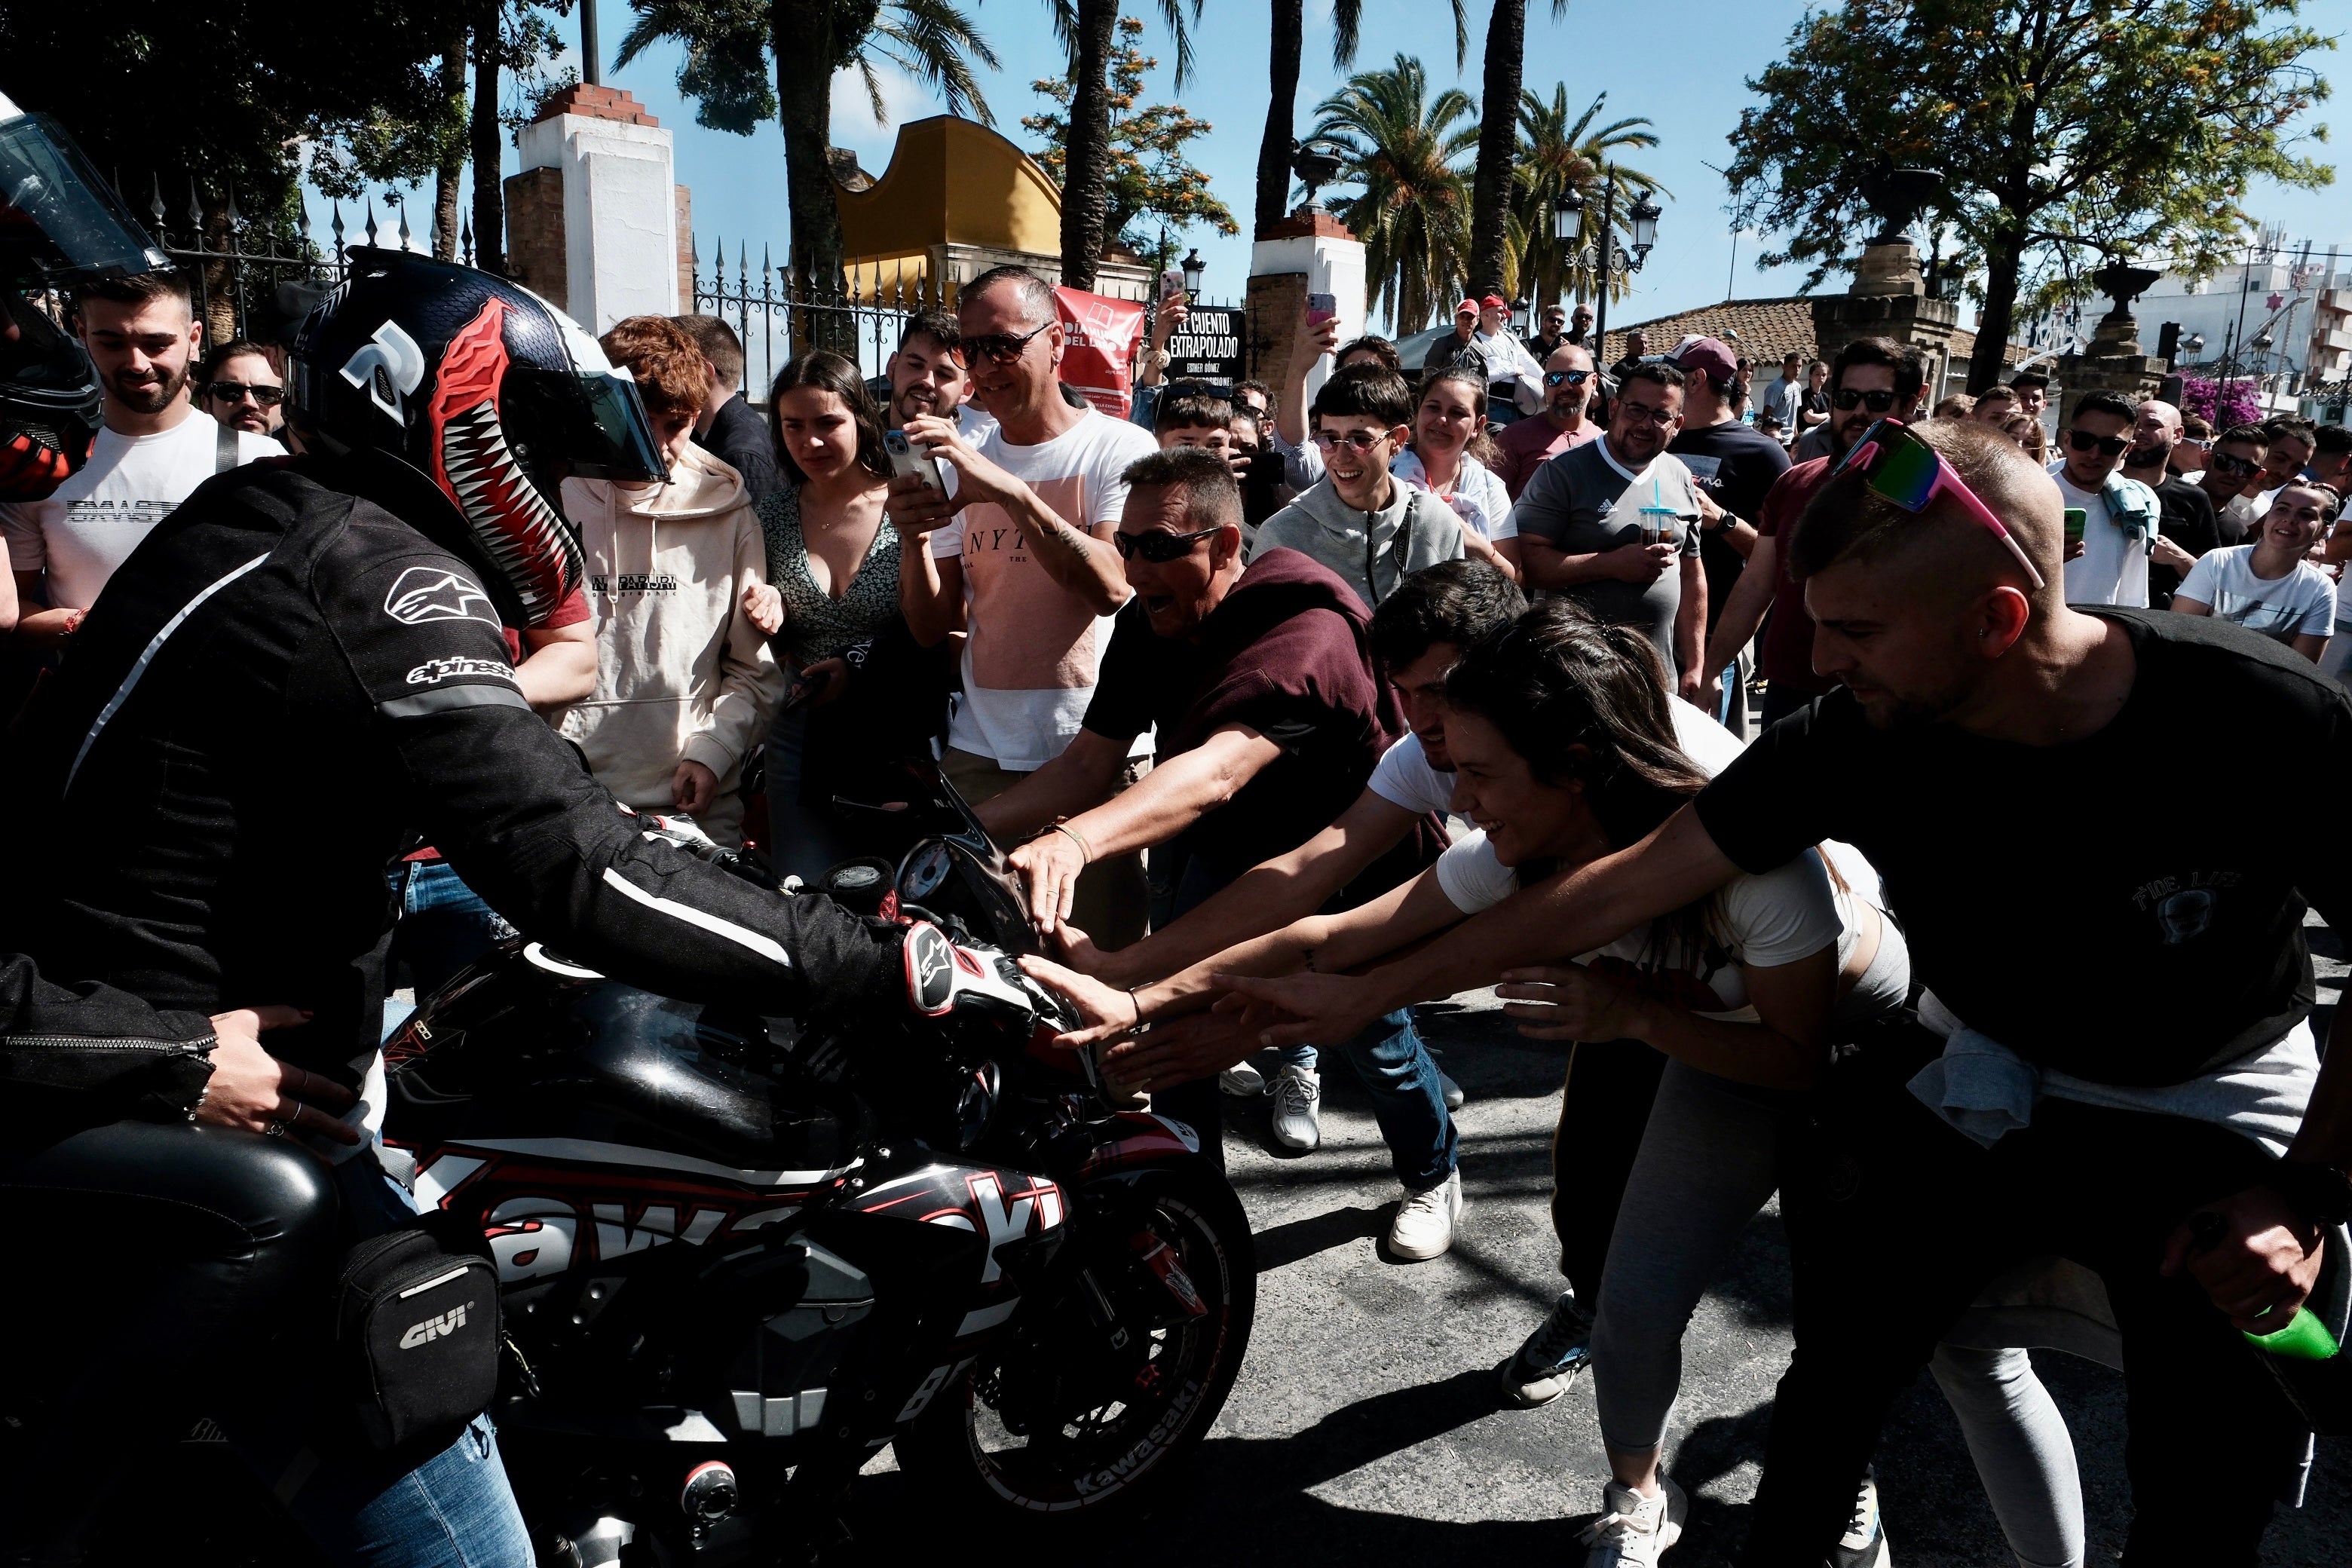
[
  {"xmin": 1217, "ymin": 418, "xmax": 2352, "ymax": 1558},
  {"xmin": 2121, "ymin": 397, "xmax": 2222, "ymax": 608}
]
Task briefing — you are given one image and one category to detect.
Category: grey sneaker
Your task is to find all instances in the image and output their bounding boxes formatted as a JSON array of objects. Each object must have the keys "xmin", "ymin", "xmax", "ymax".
[
  {"xmin": 1499, "ymin": 1290, "xmax": 1593, "ymax": 1407},
  {"xmin": 1220, "ymin": 1061, "xmax": 1265, "ymax": 1096},
  {"xmin": 1579, "ymin": 1475, "xmax": 1686, "ymax": 1567},
  {"xmin": 1268, "ymin": 1064, "xmax": 1321, "ymax": 1150}
]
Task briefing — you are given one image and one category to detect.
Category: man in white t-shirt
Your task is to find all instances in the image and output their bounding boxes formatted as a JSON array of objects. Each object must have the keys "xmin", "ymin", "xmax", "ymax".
[
  {"xmin": 2, "ymin": 271, "xmax": 280, "ymax": 647},
  {"xmin": 890, "ymin": 265, "xmax": 1158, "ymax": 944},
  {"xmin": 2050, "ymin": 390, "xmax": 2156, "ymax": 608}
]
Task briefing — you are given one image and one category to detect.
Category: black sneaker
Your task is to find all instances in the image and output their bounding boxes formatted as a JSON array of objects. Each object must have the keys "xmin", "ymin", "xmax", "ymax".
[
  {"xmin": 1830, "ymin": 1468, "xmax": 1890, "ymax": 1568},
  {"xmin": 1497, "ymin": 1290, "xmax": 1593, "ymax": 1407}
]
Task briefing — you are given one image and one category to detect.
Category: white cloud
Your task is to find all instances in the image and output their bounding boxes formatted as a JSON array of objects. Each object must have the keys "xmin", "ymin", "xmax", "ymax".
[{"xmin": 828, "ymin": 63, "xmax": 940, "ymax": 172}]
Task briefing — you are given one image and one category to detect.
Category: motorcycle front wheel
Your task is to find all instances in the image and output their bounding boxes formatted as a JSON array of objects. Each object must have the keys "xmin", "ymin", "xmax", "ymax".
[{"xmin": 895, "ymin": 1158, "xmax": 1255, "ymax": 1518}]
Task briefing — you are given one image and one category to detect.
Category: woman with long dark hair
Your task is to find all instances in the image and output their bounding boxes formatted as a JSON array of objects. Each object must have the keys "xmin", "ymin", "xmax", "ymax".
[
  {"xmin": 1392, "ymin": 366, "xmax": 1521, "ymax": 581},
  {"xmin": 1024, "ymin": 599, "xmax": 2081, "ymax": 1568},
  {"xmin": 741, "ymin": 351, "xmax": 941, "ymax": 882}
]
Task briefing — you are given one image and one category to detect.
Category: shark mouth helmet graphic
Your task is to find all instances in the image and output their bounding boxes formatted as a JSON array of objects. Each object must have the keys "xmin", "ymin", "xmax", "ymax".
[{"xmin": 427, "ymin": 297, "xmax": 580, "ymax": 626}]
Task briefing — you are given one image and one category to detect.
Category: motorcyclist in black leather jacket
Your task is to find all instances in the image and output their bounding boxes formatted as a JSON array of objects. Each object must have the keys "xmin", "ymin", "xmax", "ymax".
[{"xmin": 0, "ymin": 239, "xmax": 915, "ymax": 1563}]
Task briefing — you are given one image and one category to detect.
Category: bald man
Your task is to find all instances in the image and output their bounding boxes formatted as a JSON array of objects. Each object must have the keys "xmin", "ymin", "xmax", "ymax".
[
  {"xmin": 1220, "ymin": 420, "xmax": 2352, "ymax": 1560},
  {"xmin": 2121, "ymin": 397, "xmax": 2222, "ymax": 608}
]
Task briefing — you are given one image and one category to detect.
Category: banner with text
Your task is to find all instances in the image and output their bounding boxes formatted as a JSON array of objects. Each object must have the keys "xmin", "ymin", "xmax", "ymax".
[
  {"xmin": 1053, "ymin": 287, "xmax": 1148, "ymax": 418},
  {"xmin": 1165, "ymin": 305, "xmax": 1245, "ymax": 385}
]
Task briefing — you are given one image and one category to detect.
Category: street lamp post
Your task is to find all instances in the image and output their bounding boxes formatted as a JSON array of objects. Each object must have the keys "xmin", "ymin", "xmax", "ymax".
[
  {"xmin": 1552, "ymin": 166, "xmax": 1661, "ymax": 376},
  {"xmin": 1180, "ymin": 247, "xmax": 1205, "ymax": 301}
]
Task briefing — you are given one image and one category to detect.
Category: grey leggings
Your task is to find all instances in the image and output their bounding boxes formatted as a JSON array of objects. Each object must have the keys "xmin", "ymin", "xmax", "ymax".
[{"xmin": 1585, "ymin": 924, "xmax": 2085, "ymax": 1568}]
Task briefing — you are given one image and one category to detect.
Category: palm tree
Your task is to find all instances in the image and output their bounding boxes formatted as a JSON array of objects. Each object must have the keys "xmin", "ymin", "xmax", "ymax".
[
  {"xmin": 1465, "ymin": 0, "xmax": 1570, "ymax": 298},
  {"xmin": 1312, "ymin": 57, "xmax": 1478, "ymax": 335},
  {"xmin": 1511, "ymin": 86, "xmax": 1664, "ymax": 309},
  {"xmin": 1252, "ymin": 0, "xmax": 1468, "ymax": 239},
  {"xmin": 618, "ymin": 0, "xmax": 997, "ymax": 346},
  {"xmin": 1046, "ymin": 0, "xmax": 1201, "ymax": 289}
]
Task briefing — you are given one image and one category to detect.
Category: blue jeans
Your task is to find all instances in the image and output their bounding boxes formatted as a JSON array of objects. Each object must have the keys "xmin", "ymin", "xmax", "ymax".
[
  {"xmin": 387, "ymin": 859, "xmax": 515, "ymax": 998},
  {"xmin": 223, "ymin": 1159, "xmax": 532, "ymax": 1567},
  {"xmin": 1157, "ymin": 853, "xmax": 1456, "ymax": 1190}
]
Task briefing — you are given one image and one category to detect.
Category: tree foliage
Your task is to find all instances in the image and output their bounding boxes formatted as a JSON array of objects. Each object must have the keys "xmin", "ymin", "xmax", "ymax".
[
  {"xmin": 1024, "ymin": 17, "xmax": 1238, "ymax": 263},
  {"xmin": 1511, "ymin": 87, "xmax": 1662, "ymax": 309},
  {"xmin": 1725, "ymin": 0, "xmax": 2334, "ymax": 391},
  {"xmin": 1313, "ymin": 56, "xmax": 1480, "ymax": 333}
]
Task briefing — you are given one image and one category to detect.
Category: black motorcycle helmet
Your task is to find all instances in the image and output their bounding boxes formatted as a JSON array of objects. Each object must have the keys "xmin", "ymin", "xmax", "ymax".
[
  {"xmin": 288, "ymin": 248, "xmax": 669, "ymax": 628},
  {"xmin": 0, "ymin": 91, "xmax": 167, "ymax": 500}
]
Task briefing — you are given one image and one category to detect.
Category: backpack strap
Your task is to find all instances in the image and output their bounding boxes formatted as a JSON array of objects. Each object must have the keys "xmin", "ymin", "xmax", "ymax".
[{"xmin": 215, "ymin": 419, "xmax": 238, "ymax": 475}]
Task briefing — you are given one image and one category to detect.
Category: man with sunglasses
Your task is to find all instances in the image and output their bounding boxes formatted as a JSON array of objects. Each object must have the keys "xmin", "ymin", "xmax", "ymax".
[
  {"xmin": 3, "ymin": 271, "xmax": 280, "ymax": 649},
  {"xmin": 891, "ymin": 265, "xmax": 1159, "ymax": 948},
  {"xmin": 977, "ymin": 451, "xmax": 1424, "ymax": 1180},
  {"xmin": 2191, "ymin": 424, "xmax": 2271, "ymax": 541},
  {"xmin": 2054, "ymin": 390, "xmax": 2160, "ymax": 608},
  {"xmin": 1491, "ymin": 341, "xmax": 1603, "ymax": 500},
  {"xmin": 1220, "ymin": 417, "xmax": 2352, "ymax": 1562},
  {"xmin": 1699, "ymin": 336, "xmax": 1925, "ymax": 726},
  {"xmin": 1511, "ymin": 361, "xmax": 1707, "ymax": 698},
  {"xmin": 198, "ymin": 339, "xmax": 285, "ymax": 437}
]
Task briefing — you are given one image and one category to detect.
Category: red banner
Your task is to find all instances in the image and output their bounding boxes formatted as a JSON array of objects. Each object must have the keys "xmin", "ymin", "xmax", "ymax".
[{"xmin": 1052, "ymin": 287, "xmax": 1148, "ymax": 418}]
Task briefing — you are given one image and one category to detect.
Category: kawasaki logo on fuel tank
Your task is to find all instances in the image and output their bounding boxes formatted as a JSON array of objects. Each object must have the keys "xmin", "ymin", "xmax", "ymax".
[{"xmin": 399, "ymin": 1302, "xmax": 473, "ymax": 1349}]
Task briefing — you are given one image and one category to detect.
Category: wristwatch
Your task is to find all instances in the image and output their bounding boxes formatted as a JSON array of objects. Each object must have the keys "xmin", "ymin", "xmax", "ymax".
[{"xmin": 2269, "ymin": 1159, "xmax": 2352, "ymax": 1228}]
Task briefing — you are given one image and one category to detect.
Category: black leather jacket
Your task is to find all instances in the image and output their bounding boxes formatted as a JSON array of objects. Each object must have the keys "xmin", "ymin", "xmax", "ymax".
[{"xmin": 2, "ymin": 453, "xmax": 902, "ymax": 1129}]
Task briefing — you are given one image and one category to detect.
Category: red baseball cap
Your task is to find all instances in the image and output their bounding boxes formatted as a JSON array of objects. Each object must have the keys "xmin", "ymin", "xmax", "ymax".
[
  {"xmin": 1670, "ymin": 335, "xmax": 1739, "ymax": 385},
  {"xmin": 1479, "ymin": 294, "xmax": 1509, "ymax": 311},
  {"xmin": 1455, "ymin": 299, "xmax": 1479, "ymax": 317}
]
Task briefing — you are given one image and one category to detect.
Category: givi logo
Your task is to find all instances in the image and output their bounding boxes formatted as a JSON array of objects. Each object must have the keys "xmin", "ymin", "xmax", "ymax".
[{"xmin": 399, "ymin": 1302, "xmax": 473, "ymax": 1349}]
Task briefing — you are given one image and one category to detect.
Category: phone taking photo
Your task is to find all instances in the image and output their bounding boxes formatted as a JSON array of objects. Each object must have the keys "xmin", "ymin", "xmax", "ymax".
[
  {"xmin": 1306, "ymin": 291, "xmax": 1338, "ymax": 329},
  {"xmin": 1160, "ymin": 268, "xmax": 1187, "ymax": 302},
  {"xmin": 884, "ymin": 428, "xmax": 946, "ymax": 492}
]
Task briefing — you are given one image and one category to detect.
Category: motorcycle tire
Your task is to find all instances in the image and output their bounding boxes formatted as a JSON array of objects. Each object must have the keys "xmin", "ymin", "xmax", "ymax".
[{"xmin": 893, "ymin": 1159, "xmax": 1254, "ymax": 1521}]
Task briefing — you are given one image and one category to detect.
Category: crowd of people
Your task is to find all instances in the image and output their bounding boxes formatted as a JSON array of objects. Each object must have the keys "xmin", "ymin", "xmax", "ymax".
[{"xmin": 5, "ymin": 233, "xmax": 2352, "ymax": 1568}]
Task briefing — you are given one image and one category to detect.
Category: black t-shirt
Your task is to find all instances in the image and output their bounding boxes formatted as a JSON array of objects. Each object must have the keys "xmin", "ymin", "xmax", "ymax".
[
  {"xmin": 1670, "ymin": 421, "xmax": 1791, "ymax": 636},
  {"xmin": 2144, "ymin": 473, "xmax": 2222, "ymax": 608},
  {"xmin": 1693, "ymin": 609, "xmax": 2352, "ymax": 1086}
]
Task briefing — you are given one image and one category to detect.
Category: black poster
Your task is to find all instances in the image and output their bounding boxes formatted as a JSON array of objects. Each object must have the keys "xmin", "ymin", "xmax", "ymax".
[{"xmin": 1166, "ymin": 306, "xmax": 1245, "ymax": 384}]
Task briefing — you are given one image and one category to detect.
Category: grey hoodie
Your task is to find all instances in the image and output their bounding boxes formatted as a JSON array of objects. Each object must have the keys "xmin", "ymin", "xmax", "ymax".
[{"xmin": 1248, "ymin": 474, "xmax": 1466, "ymax": 608}]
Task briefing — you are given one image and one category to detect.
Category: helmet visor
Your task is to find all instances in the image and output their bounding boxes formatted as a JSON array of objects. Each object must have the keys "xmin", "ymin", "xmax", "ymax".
[
  {"xmin": 0, "ymin": 113, "xmax": 170, "ymax": 288},
  {"xmin": 501, "ymin": 363, "xmax": 669, "ymax": 485}
]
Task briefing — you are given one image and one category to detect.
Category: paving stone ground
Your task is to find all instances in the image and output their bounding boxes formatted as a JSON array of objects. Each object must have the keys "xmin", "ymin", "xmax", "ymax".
[{"xmin": 857, "ymin": 920, "xmax": 2352, "ymax": 1564}]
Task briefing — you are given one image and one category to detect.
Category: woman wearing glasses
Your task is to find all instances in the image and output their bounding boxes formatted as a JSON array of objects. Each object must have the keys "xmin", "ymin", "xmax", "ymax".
[
  {"xmin": 1392, "ymin": 366, "xmax": 1522, "ymax": 581},
  {"xmin": 197, "ymin": 340, "xmax": 285, "ymax": 436}
]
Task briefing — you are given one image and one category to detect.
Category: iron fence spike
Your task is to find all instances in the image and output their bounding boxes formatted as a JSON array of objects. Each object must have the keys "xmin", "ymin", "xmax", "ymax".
[
  {"xmin": 397, "ymin": 194, "xmax": 412, "ymax": 248},
  {"xmin": 149, "ymin": 173, "xmax": 165, "ymax": 228},
  {"xmin": 225, "ymin": 185, "xmax": 243, "ymax": 228},
  {"xmin": 365, "ymin": 199, "xmax": 379, "ymax": 249}
]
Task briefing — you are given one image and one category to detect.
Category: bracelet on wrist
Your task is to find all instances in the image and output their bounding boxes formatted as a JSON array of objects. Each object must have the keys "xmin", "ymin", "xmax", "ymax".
[{"xmin": 1046, "ymin": 820, "xmax": 1094, "ymax": 863}]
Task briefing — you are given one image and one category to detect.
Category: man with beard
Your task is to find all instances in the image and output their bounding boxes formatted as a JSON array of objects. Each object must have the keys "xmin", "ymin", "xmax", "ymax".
[
  {"xmin": 674, "ymin": 313, "xmax": 778, "ymax": 501},
  {"xmin": 1490, "ymin": 341, "xmax": 1602, "ymax": 499},
  {"xmin": 3, "ymin": 271, "xmax": 279, "ymax": 646},
  {"xmin": 883, "ymin": 310, "xmax": 984, "ymax": 438},
  {"xmin": 2121, "ymin": 398, "xmax": 2222, "ymax": 609},
  {"xmin": 1699, "ymin": 336, "xmax": 1925, "ymax": 726}
]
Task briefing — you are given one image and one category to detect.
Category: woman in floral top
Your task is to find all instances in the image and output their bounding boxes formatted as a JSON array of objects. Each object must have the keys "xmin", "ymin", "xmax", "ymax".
[{"xmin": 740, "ymin": 353, "xmax": 933, "ymax": 883}]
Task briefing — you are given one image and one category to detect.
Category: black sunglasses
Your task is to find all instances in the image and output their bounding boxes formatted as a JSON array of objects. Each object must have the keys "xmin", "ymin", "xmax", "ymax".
[
  {"xmin": 1543, "ymin": 369, "xmax": 1592, "ymax": 387},
  {"xmin": 2209, "ymin": 451, "xmax": 2261, "ymax": 477},
  {"xmin": 1113, "ymin": 525, "xmax": 1222, "ymax": 563},
  {"xmin": 206, "ymin": 381, "xmax": 284, "ymax": 406},
  {"xmin": 1831, "ymin": 387, "xmax": 1900, "ymax": 412},
  {"xmin": 2066, "ymin": 430, "xmax": 2130, "ymax": 458},
  {"xmin": 962, "ymin": 321, "xmax": 1052, "ymax": 364}
]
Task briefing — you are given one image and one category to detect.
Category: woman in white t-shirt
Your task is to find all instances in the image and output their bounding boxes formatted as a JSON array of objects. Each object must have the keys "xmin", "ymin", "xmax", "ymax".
[
  {"xmin": 2176, "ymin": 481, "xmax": 2338, "ymax": 664},
  {"xmin": 1024, "ymin": 601, "xmax": 2081, "ymax": 1568},
  {"xmin": 1392, "ymin": 366, "xmax": 1521, "ymax": 581}
]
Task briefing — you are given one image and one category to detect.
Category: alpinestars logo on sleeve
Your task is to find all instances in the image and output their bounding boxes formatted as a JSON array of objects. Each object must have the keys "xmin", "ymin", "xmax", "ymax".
[{"xmin": 384, "ymin": 566, "xmax": 503, "ymax": 628}]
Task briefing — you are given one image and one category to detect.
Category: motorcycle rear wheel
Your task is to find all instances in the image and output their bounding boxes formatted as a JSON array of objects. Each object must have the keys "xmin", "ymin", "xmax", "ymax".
[{"xmin": 894, "ymin": 1159, "xmax": 1254, "ymax": 1519}]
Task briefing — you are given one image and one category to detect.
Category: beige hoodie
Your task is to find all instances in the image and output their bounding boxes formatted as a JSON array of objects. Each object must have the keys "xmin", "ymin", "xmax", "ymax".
[{"xmin": 559, "ymin": 443, "xmax": 782, "ymax": 845}]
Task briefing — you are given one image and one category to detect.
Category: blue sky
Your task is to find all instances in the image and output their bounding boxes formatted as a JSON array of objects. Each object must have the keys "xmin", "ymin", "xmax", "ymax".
[{"xmin": 308, "ymin": 0, "xmax": 2350, "ymax": 337}]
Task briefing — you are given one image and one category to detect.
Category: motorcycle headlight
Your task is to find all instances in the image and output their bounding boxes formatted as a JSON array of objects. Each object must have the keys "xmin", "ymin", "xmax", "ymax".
[{"xmin": 955, "ymin": 1061, "xmax": 1002, "ymax": 1151}]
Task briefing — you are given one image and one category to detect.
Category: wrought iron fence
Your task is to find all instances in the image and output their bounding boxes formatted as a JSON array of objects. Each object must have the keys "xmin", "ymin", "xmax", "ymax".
[{"xmin": 691, "ymin": 240, "xmax": 957, "ymax": 400}]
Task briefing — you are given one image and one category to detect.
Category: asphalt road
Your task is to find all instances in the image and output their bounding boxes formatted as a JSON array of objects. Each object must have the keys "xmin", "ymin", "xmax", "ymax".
[{"xmin": 857, "ymin": 920, "xmax": 2352, "ymax": 1564}]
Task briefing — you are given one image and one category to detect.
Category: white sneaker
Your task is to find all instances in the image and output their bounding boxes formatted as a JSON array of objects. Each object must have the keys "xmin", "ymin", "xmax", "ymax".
[
  {"xmin": 1268, "ymin": 1065, "xmax": 1321, "ymax": 1150},
  {"xmin": 1830, "ymin": 1469, "xmax": 1890, "ymax": 1567},
  {"xmin": 1579, "ymin": 1474, "xmax": 1686, "ymax": 1567},
  {"xmin": 1220, "ymin": 1061, "xmax": 1266, "ymax": 1096},
  {"xmin": 1437, "ymin": 1067, "xmax": 1465, "ymax": 1110},
  {"xmin": 1387, "ymin": 1167, "xmax": 1463, "ymax": 1260}
]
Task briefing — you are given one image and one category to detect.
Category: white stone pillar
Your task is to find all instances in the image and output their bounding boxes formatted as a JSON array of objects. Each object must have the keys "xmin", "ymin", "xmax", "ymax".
[
  {"xmin": 1250, "ymin": 213, "xmax": 1369, "ymax": 409},
  {"xmin": 513, "ymin": 85, "xmax": 680, "ymax": 332}
]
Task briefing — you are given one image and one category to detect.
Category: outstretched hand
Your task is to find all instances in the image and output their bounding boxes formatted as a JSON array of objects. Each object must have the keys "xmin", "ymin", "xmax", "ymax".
[
  {"xmin": 1099, "ymin": 1011, "xmax": 1263, "ymax": 1096},
  {"xmin": 1210, "ymin": 970, "xmax": 1385, "ymax": 1051},
  {"xmin": 1016, "ymin": 952, "xmax": 1139, "ymax": 1049}
]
